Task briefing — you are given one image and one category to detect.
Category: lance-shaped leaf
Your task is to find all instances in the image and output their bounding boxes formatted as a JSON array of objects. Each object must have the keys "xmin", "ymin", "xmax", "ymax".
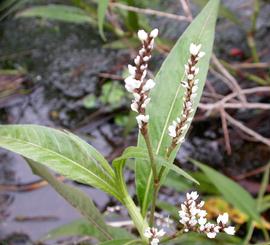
[
  {"xmin": 0, "ymin": 124, "xmax": 122, "ymax": 201},
  {"xmin": 16, "ymin": 4, "xmax": 94, "ymax": 24},
  {"xmin": 136, "ymin": 0, "xmax": 220, "ymax": 216},
  {"xmin": 98, "ymin": 0, "xmax": 109, "ymax": 40},
  {"xmin": 27, "ymin": 160, "xmax": 112, "ymax": 241}
]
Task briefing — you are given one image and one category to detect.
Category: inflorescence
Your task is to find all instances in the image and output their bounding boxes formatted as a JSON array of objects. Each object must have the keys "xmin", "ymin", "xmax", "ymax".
[
  {"xmin": 144, "ymin": 227, "xmax": 166, "ymax": 245},
  {"xmin": 124, "ymin": 29, "xmax": 158, "ymax": 133},
  {"xmin": 178, "ymin": 191, "xmax": 235, "ymax": 238},
  {"xmin": 168, "ymin": 43, "xmax": 205, "ymax": 149},
  {"xmin": 144, "ymin": 191, "xmax": 235, "ymax": 244}
]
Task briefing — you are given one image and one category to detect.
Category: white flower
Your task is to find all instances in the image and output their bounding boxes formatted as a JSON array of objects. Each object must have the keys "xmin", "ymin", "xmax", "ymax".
[
  {"xmin": 176, "ymin": 136, "xmax": 185, "ymax": 144},
  {"xmin": 141, "ymin": 97, "xmax": 151, "ymax": 108},
  {"xmin": 144, "ymin": 227, "xmax": 165, "ymax": 245},
  {"xmin": 143, "ymin": 56, "xmax": 151, "ymax": 62},
  {"xmin": 131, "ymin": 102, "xmax": 138, "ymax": 112},
  {"xmin": 197, "ymin": 209, "xmax": 207, "ymax": 218},
  {"xmin": 168, "ymin": 125, "xmax": 177, "ymax": 137},
  {"xmin": 133, "ymin": 93, "xmax": 140, "ymax": 101},
  {"xmin": 187, "ymin": 74, "xmax": 194, "ymax": 80},
  {"xmin": 150, "ymin": 28, "xmax": 159, "ymax": 38},
  {"xmin": 194, "ymin": 67, "xmax": 199, "ymax": 75},
  {"xmin": 198, "ymin": 217, "xmax": 207, "ymax": 226},
  {"xmin": 156, "ymin": 229, "xmax": 166, "ymax": 237},
  {"xmin": 189, "ymin": 43, "xmax": 202, "ymax": 56},
  {"xmin": 128, "ymin": 64, "xmax": 136, "ymax": 76},
  {"xmin": 181, "ymin": 80, "xmax": 189, "ymax": 88},
  {"xmin": 206, "ymin": 231, "xmax": 217, "ymax": 239},
  {"xmin": 124, "ymin": 76, "xmax": 141, "ymax": 89},
  {"xmin": 139, "ymin": 48, "xmax": 145, "ymax": 56},
  {"xmin": 198, "ymin": 51, "xmax": 205, "ymax": 59},
  {"xmin": 217, "ymin": 213, "xmax": 229, "ymax": 225},
  {"xmin": 143, "ymin": 79, "xmax": 155, "ymax": 91},
  {"xmin": 224, "ymin": 226, "xmax": 235, "ymax": 235},
  {"xmin": 138, "ymin": 30, "xmax": 148, "ymax": 41},
  {"xmin": 134, "ymin": 55, "xmax": 140, "ymax": 65},
  {"xmin": 187, "ymin": 191, "xmax": 199, "ymax": 200},
  {"xmin": 151, "ymin": 238, "xmax": 159, "ymax": 245},
  {"xmin": 194, "ymin": 79, "xmax": 199, "ymax": 85},
  {"xmin": 136, "ymin": 114, "xmax": 149, "ymax": 128}
]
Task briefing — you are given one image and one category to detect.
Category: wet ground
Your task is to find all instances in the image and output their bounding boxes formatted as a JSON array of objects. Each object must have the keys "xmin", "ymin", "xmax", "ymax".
[{"xmin": 0, "ymin": 0, "xmax": 270, "ymax": 244}]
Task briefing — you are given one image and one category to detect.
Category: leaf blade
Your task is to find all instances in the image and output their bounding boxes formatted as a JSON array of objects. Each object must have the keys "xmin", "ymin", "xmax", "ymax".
[
  {"xmin": 0, "ymin": 125, "xmax": 122, "ymax": 200},
  {"xmin": 98, "ymin": 0, "xmax": 109, "ymax": 40},
  {"xmin": 16, "ymin": 4, "xmax": 93, "ymax": 24}
]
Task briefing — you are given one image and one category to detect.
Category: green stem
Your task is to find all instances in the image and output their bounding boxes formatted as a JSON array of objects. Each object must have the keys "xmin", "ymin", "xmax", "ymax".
[
  {"xmin": 243, "ymin": 220, "xmax": 254, "ymax": 245},
  {"xmin": 123, "ymin": 195, "xmax": 148, "ymax": 243},
  {"xmin": 142, "ymin": 132, "xmax": 158, "ymax": 227}
]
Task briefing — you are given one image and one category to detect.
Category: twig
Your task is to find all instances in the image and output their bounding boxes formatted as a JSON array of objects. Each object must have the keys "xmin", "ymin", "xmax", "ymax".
[
  {"xmin": 180, "ymin": 0, "xmax": 193, "ymax": 21},
  {"xmin": 199, "ymin": 102, "xmax": 270, "ymax": 110},
  {"xmin": 224, "ymin": 111, "xmax": 270, "ymax": 147},
  {"xmin": 110, "ymin": 2, "xmax": 189, "ymax": 22},
  {"xmin": 211, "ymin": 54, "xmax": 247, "ymax": 102},
  {"xmin": 219, "ymin": 107, "xmax": 231, "ymax": 155}
]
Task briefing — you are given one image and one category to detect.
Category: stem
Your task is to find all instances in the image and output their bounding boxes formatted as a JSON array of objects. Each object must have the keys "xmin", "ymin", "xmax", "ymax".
[
  {"xmin": 243, "ymin": 220, "xmax": 254, "ymax": 245},
  {"xmin": 123, "ymin": 195, "xmax": 148, "ymax": 243},
  {"xmin": 142, "ymin": 131, "xmax": 158, "ymax": 227}
]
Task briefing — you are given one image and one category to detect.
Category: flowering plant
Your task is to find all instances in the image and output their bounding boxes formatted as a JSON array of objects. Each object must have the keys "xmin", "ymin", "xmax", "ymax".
[{"xmin": 0, "ymin": 1, "xmax": 235, "ymax": 244}]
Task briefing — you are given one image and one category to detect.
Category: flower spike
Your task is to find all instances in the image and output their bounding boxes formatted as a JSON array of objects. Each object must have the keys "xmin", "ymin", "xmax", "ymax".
[
  {"xmin": 178, "ymin": 191, "xmax": 235, "ymax": 239},
  {"xmin": 144, "ymin": 227, "xmax": 165, "ymax": 245},
  {"xmin": 167, "ymin": 43, "xmax": 205, "ymax": 152},
  {"xmin": 124, "ymin": 29, "xmax": 158, "ymax": 133}
]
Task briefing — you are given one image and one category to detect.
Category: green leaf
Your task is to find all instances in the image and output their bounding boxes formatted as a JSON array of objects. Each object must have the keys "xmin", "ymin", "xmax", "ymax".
[
  {"xmin": 16, "ymin": 4, "xmax": 94, "ymax": 24},
  {"xmin": 164, "ymin": 171, "xmax": 193, "ymax": 192},
  {"xmin": 191, "ymin": 159, "xmax": 261, "ymax": 223},
  {"xmin": 116, "ymin": 147, "xmax": 198, "ymax": 184},
  {"xmin": 98, "ymin": 0, "xmax": 109, "ymax": 40},
  {"xmin": 27, "ymin": 161, "xmax": 112, "ymax": 241},
  {"xmin": 0, "ymin": 124, "xmax": 122, "ymax": 200},
  {"xmin": 42, "ymin": 218, "xmax": 134, "ymax": 241},
  {"xmin": 99, "ymin": 239, "xmax": 142, "ymax": 245},
  {"xmin": 135, "ymin": 0, "xmax": 220, "ymax": 216}
]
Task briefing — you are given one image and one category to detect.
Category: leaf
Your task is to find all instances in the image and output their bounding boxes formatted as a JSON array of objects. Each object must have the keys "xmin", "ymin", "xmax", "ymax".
[
  {"xmin": 135, "ymin": 0, "xmax": 220, "ymax": 216},
  {"xmin": 191, "ymin": 160, "xmax": 261, "ymax": 223},
  {"xmin": 115, "ymin": 147, "xmax": 198, "ymax": 184},
  {"xmin": 98, "ymin": 0, "xmax": 109, "ymax": 40},
  {"xmin": 0, "ymin": 125, "xmax": 122, "ymax": 200},
  {"xmin": 42, "ymin": 218, "xmax": 134, "ymax": 241},
  {"xmin": 27, "ymin": 160, "xmax": 112, "ymax": 241},
  {"xmin": 16, "ymin": 4, "xmax": 94, "ymax": 24},
  {"xmin": 164, "ymin": 171, "xmax": 193, "ymax": 192},
  {"xmin": 99, "ymin": 239, "xmax": 141, "ymax": 245}
]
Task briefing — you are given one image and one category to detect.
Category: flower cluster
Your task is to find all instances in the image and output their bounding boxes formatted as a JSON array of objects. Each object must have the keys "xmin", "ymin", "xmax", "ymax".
[
  {"xmin": 144, "ymin": 227, "xmax": 166, "ymax": 245},
  {"xmin": 124, "ymin": 29, "xmax": 158, "ymax": 132},
  {"xmin": 168, "ymin": 43, "xmax": 205, "ymax": 147},
  {"xmin": 179, "ymin": 191, "xmax": 235, "ymax": 239}
]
